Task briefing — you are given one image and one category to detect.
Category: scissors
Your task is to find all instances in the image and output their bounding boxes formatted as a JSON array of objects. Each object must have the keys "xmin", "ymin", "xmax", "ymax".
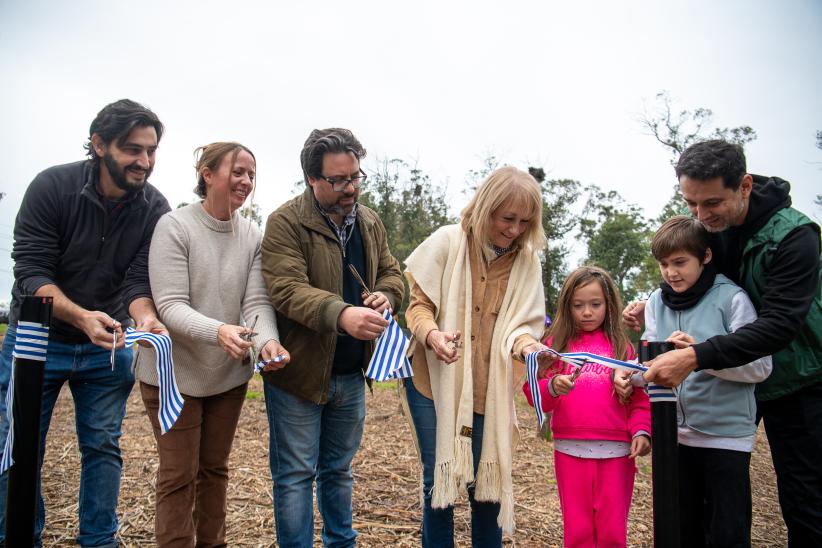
[
  {"xmin": 348, "ymin": 264, "xmax": 372, "ymax": 297},
  {"xmin": 110, "ymin": 320, "xmax": 117, "ymax": 370},
  {"xmin": 241, "ymin": 314, "xmax": 259, "ymax": 342}
]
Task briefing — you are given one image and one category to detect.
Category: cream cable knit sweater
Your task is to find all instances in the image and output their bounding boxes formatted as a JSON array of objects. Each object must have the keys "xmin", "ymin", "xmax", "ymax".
[{"xmin": 135, "ymin": 202, "xmax": 279, "ymax": 397}]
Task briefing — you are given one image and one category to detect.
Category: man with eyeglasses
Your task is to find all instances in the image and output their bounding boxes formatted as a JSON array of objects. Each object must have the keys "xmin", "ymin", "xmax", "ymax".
[{"xmin": 260, "ymin": 128, "xmax": 404, "ymax": 547}]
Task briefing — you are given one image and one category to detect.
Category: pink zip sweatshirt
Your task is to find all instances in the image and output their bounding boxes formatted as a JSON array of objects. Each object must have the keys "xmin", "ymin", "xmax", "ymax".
[{"xmin": 523, "ymin": 329, "xmax": 650, "ymax": 442}]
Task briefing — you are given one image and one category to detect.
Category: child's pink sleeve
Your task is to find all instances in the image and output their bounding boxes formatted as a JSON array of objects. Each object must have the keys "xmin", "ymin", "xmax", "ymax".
[
  {"xmin": 522, "ymin": 377, "xmax": 563, "ymax": 413},
  {"xmin": 627, "ymin": 381, "xmax": 651, "ymax": 437}
]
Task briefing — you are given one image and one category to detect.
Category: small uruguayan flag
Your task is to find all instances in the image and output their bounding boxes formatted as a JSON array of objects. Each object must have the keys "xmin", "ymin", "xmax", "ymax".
[
  {"xmin": 366, "ymin": 310, "xmax": 413, "ymax": 381},
  {"xmin": 1, "ymin": 321, "xmax": 50, "ymax": 475},
  {"xmin": 125, "ymin": 328, "xmax": 184, "ymax": 434}
]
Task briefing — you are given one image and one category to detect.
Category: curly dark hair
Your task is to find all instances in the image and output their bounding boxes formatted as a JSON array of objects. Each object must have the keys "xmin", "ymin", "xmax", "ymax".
[
  {"xmin": 675, "ymin": 139, "xmax": 747, "ymax": 190},
  {"xmin": 299, "ymin": 128, "xmax": 366, "ymax": 183},
  {"xmin": 84, "ymin": 99, "xmax": 164, "ymax": 167}
]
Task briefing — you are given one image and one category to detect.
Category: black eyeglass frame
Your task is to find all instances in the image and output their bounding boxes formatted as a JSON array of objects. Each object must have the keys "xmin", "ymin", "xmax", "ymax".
[{"xmin": 318, "ymin": 169, "xmax": 368, "ymax": 192}]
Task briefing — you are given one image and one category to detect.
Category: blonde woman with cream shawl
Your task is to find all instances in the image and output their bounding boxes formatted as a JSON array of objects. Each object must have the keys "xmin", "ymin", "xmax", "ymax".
[{"xmin": 403, "ymin": 166, "xmax": 549, "ymax": 547}]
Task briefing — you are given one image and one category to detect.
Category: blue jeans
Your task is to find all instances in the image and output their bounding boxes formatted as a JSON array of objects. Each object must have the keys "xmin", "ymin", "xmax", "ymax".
[
  {"xmin": 0, "ymin": 327, "xmax": 134, "ymax": 548},
  {"xmin": 264, "ymin": 373, "xmax": 366, "ymax": 548},
  {"xmin": 404, "ymin": 376, "xmax": 502, "ymax": 548}
]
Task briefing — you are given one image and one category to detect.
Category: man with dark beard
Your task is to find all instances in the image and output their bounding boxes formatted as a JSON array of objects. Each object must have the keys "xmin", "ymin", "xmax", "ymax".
[
  {"xmin": 0, "ymin": 99, "xmax": 170, "ymax": 547},
  {"xmin": 260, "ymin": 128, "xmax": 404, "ymax": 547}
]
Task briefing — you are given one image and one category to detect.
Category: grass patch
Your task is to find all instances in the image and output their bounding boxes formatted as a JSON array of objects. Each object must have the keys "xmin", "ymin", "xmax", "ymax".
[
  {"xmin": 0, "ymin": 324, "xmax": 7, "ymax": 336},
  {"xmin": 370, "ymin": 379, "xmax": 401, "ymax": 392},
  {"xmin": 245, "ymin": 390, "xmax": 263, "ymax": 400}
]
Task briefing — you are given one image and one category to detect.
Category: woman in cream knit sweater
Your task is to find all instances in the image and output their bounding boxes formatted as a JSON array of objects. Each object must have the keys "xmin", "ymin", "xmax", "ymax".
[
  {"xmin": 135, "ymin": 142, "xmax": 289, "ymax": 547},
  {"xmin": 403, "ymin": 166, "xmax": 549, "ymax": 547}
]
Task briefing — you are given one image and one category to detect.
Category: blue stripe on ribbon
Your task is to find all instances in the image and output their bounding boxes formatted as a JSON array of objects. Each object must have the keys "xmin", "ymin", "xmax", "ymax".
[
  {"xmin": 366, "ymin": 310, "xmax": 413, "ymax": 381},
  {"xmin": 1, "ymin": 321, "xmax": 50, "ymax": 475},
  {"xmin": 125, "ymin": 328, "xmax": 184, "ymax": 434},
  {"xmin": 647, "ymin": 382, "xmax": 677, "ymax": 402}
]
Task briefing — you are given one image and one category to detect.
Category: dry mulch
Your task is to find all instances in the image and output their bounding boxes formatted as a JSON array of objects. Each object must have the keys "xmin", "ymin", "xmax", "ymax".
[{"xmin": 38, "ymin": 376, "xmax": 787, "ymax": 546}]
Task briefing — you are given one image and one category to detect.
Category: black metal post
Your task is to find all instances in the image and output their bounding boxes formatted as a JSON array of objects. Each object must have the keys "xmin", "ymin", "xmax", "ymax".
[
  {"xmin": 639, "ymin": 340, "xmax": 679, "ymax": 548},
  {"xmin": 5, "ymin": 296, "xmax": 52, "ymax": 548}
]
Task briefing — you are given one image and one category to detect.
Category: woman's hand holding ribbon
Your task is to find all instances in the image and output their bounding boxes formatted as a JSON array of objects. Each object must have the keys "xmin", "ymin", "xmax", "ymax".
[{"xmin": 259, "ymin": 340, "xmax": 290, "ymax": 372}]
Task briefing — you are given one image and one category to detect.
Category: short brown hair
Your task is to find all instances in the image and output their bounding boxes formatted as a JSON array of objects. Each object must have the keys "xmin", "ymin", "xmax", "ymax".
[
  {"xmin": 193, "ymin": 142, "xmax": 255, "ymax": 198},
  {"xmin": 651, "ymin": 215, "xmax": 710, "ymax": 261}
]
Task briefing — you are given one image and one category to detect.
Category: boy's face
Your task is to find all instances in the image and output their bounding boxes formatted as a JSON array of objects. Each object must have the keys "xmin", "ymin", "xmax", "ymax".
[{"xmin": 657, "ymin": 248, "xmax": 711, "ymax": 293}]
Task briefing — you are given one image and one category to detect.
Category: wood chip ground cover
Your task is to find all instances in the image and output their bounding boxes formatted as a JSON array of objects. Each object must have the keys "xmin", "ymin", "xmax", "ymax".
[{"xmin": 39, "ymin": 376, "xmax": 787, "ymax": 546}]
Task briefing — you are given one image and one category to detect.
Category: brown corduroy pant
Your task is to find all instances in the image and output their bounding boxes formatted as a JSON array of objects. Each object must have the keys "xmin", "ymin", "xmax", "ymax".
[{"xmin": 141, "ymin": 381, "xmax": 247, "ymax": 548}]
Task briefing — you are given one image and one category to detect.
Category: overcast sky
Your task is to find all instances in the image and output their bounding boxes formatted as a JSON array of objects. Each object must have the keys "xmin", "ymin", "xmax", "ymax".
[{"xmin": 1, "ymin": 0, "xmax": 820, "ymax": 302}]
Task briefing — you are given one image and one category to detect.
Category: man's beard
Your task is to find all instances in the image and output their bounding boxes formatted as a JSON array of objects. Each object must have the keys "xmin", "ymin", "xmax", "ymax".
[
  {"xmin": 103, "ymin": 152, "xmax": 152, "ymax": 193},
  {"xmin": 318, "ymin": 194, "xmax": 357, "ymax": 217},
  {"xmin": 703, "ymin": 200, "xmax": 746, "ymax": 233}
]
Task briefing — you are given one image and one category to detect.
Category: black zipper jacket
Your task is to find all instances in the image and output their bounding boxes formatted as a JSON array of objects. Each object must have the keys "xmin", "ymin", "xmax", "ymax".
[
  {"xmin": 693, "ymin": 175, "xmax": 821, "ymax": 370},
  {"xmin": 9, "ymin": 160, "xmax": 170, "ymax": 343}
]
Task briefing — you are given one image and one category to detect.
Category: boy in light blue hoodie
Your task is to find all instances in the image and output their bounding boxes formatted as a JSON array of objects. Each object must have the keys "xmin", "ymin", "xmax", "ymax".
[{"xmin": 618, "ymin": 215, "xmax": 771, "ymax": 547}]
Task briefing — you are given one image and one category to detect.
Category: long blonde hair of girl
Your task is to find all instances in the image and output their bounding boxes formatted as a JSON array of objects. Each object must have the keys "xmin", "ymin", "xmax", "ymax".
[{"xmin": 547, "ymin": 266, "xmax": 630, "ymax": 360}]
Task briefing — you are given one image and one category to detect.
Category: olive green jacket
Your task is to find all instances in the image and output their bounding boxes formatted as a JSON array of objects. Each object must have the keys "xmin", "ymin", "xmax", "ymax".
[{"xmin": 260, "ymin": 188, "xmax": 404, "ymax": 403}]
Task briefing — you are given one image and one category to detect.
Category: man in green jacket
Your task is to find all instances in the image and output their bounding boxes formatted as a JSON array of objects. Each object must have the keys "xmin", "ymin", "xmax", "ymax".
[
  {"xmin": 628, "ymin": 140, "xmax": 821, "ymax": 546},
  {"xmin": 260, "ymin": 128, "xmax": 404, "ymax": 547}
]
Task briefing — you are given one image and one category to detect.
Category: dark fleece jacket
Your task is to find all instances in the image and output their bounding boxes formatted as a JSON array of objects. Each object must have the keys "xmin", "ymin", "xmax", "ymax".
[{"xmin": 693, "ymin": 175, "xmax": 821, "ymax": 370}]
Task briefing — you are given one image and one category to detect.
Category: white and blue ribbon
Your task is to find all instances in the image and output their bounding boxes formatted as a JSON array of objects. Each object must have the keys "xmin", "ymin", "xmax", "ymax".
[
  {"xmin": 254, "ymin": 353, "xmax": 287, "ymax": 374},
  {"xmin": 1, "ymin": 321, "xmax": 50, "ymax": 475},
  {"xmin": 647, "ymin": 382, "xmax": 677, "ymax": 402},
  {"xmin": 365, "ymin": 310, "xmax": 413, "ymax": 381},
  {"xmin": 523, "ymin": 347, "xmax": 677, "ymax": 428},
  {"xmin": 525, "ymin": 352, "xmax": 547, "ymax": 428},
  {"xmin": 125, "ymin": 328, "xmax": 184, "ymax": 434}
]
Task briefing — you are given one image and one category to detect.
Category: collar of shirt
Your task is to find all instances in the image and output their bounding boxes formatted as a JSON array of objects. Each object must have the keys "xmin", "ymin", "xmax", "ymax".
[{"xmin": 315, "ymin": 200, "xmax": 358, "ymax": 245}]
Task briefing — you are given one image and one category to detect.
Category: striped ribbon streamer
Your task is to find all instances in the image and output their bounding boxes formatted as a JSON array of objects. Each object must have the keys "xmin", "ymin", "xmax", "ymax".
[
  {"xmin": 525, "ymin": 351, "xmax": 547, "ymax": 428},
  {"xmin": 523, "ymin": 347, "xmax": 677, "ymax": 428},
  {"xmin": 560, "ymin": 351, "xmax": 676, "ymax": 401},
  {"xmin": 1, "ymin": 321, "xmax": 50, "ymax": 475},
  {"xmin": 254, "ymin": 353, "xmax": 286, "ymax": 374},
  {"xmin": 125, "ymin": 328, "xmax": 184, "ymax": 434},
  {"xmin": 365, "ymin": 310, "xmax": 413, "ymax": 381},
  {"xmin": 647, "ymin": 383, "xmax": 677, "ymax": 402}
]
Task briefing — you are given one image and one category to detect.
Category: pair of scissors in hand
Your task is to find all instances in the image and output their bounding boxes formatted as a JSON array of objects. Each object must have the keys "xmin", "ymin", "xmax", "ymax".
[{"xmin": 241, "ymin": 314, "xmax": 259, "ymax": 342}]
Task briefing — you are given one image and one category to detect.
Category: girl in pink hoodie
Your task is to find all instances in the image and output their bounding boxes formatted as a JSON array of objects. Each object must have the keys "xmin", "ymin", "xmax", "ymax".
[{"xmin": 524, "ymin": 266, "xmax": 650, "ymax": 547}]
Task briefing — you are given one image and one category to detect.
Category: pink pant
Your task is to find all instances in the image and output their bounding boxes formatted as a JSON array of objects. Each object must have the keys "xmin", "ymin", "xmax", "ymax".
[{"xmin": 554, "ymin": 451, "xmax": 636, "ymax": 548}]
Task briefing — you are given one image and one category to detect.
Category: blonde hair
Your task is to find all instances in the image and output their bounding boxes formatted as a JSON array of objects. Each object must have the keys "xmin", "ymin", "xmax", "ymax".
[
  {"xmin": 460, "ymin": 166, "xmax": 547, "ymax": 260},
  {"xmin": 548, "ymin": 266, "xmax": 630, "ymax": 361}
]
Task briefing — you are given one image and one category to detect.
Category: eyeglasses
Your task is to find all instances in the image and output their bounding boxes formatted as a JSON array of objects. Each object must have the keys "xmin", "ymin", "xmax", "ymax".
[{"xmin": 318, "ymin": 169, "xmax": 367, "ymax": 192}]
